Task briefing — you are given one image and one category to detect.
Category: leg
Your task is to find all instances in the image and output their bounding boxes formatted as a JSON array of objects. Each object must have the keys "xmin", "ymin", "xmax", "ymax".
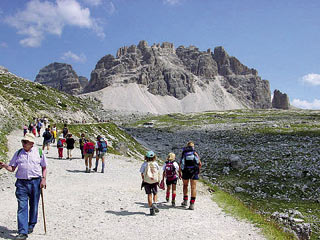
[
  {"xmin": 85, "ymin": 156, "xmax": 88, "ymax": 167},
  {"xmin": 89, "ymin": 155, "xmax": 92, "ymax": 169},
  {"xmin": 172, "ymin": 184, "xmax": 177, "ymax": 206},
  {"xmin": 101, "ymin": 156, "xmax": 105, "ymax": 173},
  {"xmin": 15, "ymin": 180, "xmax": 29, "ymax": 235},
  {"xmin": 28, "ymin": 178, "xmax": 41, "ymax": 230},
  {"xmin": 147, "ymin": 194, "xmax": 152, "ymax": 207},
  {"xmin": 166, "ymin": 184, "xmax": 171, "ymax": 202},
  {"xmin": 189, "ymin": 179, "xmax": 197, "ymax": 210},
  {"xmin": 182, "ymin": 179, "xmax": 189, "ymax": 206}
]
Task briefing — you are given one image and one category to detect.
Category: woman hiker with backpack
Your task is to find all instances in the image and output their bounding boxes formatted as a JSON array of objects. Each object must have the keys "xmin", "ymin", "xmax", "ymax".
[
  {"xmin": 93, "ymin": 135, "xmax": 107, "ymax": 173},
  {"xmin": 83, "ymin": 140, "xmax": 95, "ymax": 173},
  {"xmin": 79, "ymin": 133, "xmax": 87, "ymax": 159},
  {"xmin": 66, "ymin": 134, "xmax": 75, "ymax": 160},
  {"xmin": 179, "ymin": 141, "xmax": 201, "ymax": 210},
  {"xmin": 161, "ymin": 152, "xmax": 180, "ymax": 207},
  {"xmin": 140, "ymin": 151, "xmax": 161, "ymax": 216},
  {"xmin": 56, "ymin": 134, "xmax": 65, "ymax": 159}
]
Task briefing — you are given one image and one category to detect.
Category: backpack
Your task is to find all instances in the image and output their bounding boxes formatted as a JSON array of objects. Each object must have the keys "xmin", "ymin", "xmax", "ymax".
[
  {"xmin": 86, "ymin": 143, "xmax": 95, "ymax": 154},
  {"xmin": 98, "ymin": 140, "xmax": 107, "ymax": 153},
  {"xmin": 165, "ymin": 161, "xmax": 177, "ymax": 181},
  {"xmin": 181, "ymin": 147, "xmax": 199, "ymax": 175},
  {"xmin": 144, "ymin": 161, "xmax": 160, "ymax": 184},
  {"xmin": 57, "ymin": 139, "xmax": 63, "ymax": 148},
  {"xmin": 43, "ymin": 131, "xmax": 52, "ymax": 140}
]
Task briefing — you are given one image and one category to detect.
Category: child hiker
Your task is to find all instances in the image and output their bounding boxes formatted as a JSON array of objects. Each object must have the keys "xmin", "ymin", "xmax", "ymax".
[
  {"xmin": 140, "ymin": 151, "xmax": 161, "ymax": 216},
  {"xmin": 57, "ymin": 135, "xmax": 65, "ymax": 159},
  {"xmin": 162, "ymin": 152, "xmax": 179, "ymax": 207}
]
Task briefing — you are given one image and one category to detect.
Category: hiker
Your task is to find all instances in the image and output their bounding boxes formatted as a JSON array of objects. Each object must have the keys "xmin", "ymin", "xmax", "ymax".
[
  {"xmin": 42, "ymin": 128, "xmax": 52, "ymax": 153},
  {"xmin": 79, "ymin": 133, "xmax": 87, "ymax": 159},
  {"xmin": 51, "ymin": 124, "xmax": 57, "ymax": 144},
  {"xmin": 179, "ymin": 141, "xmax": 201, "ymax": 210},
  {"xmin": 162, "ymin": 152, "xmax": 179, "ymax": 207},
  {"xmin": 83, "ymin": 140, "xmax": 95, "ymax": 173},
  {"xmin": 93, "ymin": 135, "xmax": 107, "ymax": 173},
  {"xmin": 31, "ymin": 124, "xmax": 36, "ymax": 137},
  {"xmin": 56, "ymin": 134, "xmax": 65, "ymax": 159},
  {"xmin": 0, "ymin": 133, "xmax": 47, "ymax": 240},
  {"xmin": 66, "ymin": 134, "xmax": 75, "ymax": 159},
  {"xmin": 140, "ymin": 151, "xmax": 161, "ymax": 216},
  {"xmin": 62, "ymin": 124, "xmax": 68, "ymax": 138},
  {"xmin": 36, "ymin": 120, "xmax": 42, "ymax": 137},
  {"xmin": 23, "ymin": 124, "xmax": 28, "ymax": 136}
]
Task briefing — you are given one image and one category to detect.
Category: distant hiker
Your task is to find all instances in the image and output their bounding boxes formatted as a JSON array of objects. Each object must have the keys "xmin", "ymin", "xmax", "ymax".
[
  {"xmin": 62, "ymin": 124, "xmax": 69, "ymax": 138},
  {"xmin": 28, "ymin": 123, "xmax": 33, "ymax": 133},
  {"xmin": 140, "ymin": 151, "xmax": 160, "ymax": 216},
  {"xmin": 43, "ymin": 117, "xmax": 48, "ymax": 128},
  {"xmin": 162, "ymin": 152, "xmax": 179, "ymax": 207},
  {"xmin": 83, "ymin": 140, "xmax": 95, "ymax": 173},
  {"xmin": 23, "ymin": 125, "xmax": 28, "ymax": 136},
  {"xmin": 42, "ymin": 128, "xmax": 52, "ymax": 153},
  {"xmin": 179, "ymin": 141, "xmax": 201, "ymax": 210},
  {"xmin": 36, "ymin": 120, "xmax": 42, "ymax": 137},
  {"xmin": 51, "ymin": 124, "xmax": 57, "ymax": 144},
  {"xmin": 0, "ymin": 133, "xmax": 47, "ymax": 240},
  {"xmin": 57, "ymin": 135, "xmax": 65, "ymax": 159},
  {"xmin": 93, "ymin": 135, "xmax": 108, "ymax": 173},
  {"xmin": 66, "ymin": 134, "xmax": 75, "ymax": 160},
  {"xmin": 79, "ymin": 133, "xmax": 87, "ymax": 159}
]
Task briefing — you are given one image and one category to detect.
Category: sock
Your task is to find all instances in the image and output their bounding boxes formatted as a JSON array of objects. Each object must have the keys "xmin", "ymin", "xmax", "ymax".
[
  {"xmin": 184, "ymin": 195, "xmax": 188, "ymax": 201},
  {"xmin": 166, "ymin": 192, "xmax": 170, "ymax": 199},
  {"xmin": 190, "ymin": 197, "xmax": 196, "ymax": 204},
  {"xmin": 172, "ymin": 193, "xmax": 176, "ymax": 201}
]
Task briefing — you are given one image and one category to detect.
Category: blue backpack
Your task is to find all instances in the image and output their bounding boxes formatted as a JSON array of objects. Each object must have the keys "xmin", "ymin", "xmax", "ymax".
[{"xmin": 98, "ymin": 140, "xmax": 107, "ymax": 153}]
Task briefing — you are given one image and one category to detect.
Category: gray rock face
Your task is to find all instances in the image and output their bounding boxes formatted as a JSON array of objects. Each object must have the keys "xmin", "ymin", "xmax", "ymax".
[
  {"xmin": 84, "ymin": 40, "xmax": 271, "ymax": 108},
  {"xmin": 35, "ymin": 62, "xmax": 83, "ymax": 95},
  {"xmin": 272, "ymin": 89, "xmax": 290, "ymax": 109},
  {"xmin": 79, "ymin": 76, "xmax": 89, "ymax": 89}
]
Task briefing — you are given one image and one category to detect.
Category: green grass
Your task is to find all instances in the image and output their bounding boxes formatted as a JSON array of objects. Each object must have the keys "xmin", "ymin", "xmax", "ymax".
[{"xmin": 202, "ymin": 180, "xmax": 296, "ymax": 240}]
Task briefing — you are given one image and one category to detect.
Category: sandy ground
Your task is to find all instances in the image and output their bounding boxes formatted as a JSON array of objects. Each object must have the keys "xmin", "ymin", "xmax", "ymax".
[{"xmin": 0, "ymin": 130, "xmax": 265, "ymax": 240}]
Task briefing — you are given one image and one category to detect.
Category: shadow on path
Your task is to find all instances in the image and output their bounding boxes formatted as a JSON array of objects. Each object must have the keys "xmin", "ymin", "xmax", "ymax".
[
  {"xmin": 66, "ymin": 169, "xmax": 85, "ymax": 173},
  {"xmin": 0, "ymin": 226, "xmax": 16, "ymax": 240},
  {"xmin": 105, "ymin": 210, "xmax": 147, "ymax": 216}
]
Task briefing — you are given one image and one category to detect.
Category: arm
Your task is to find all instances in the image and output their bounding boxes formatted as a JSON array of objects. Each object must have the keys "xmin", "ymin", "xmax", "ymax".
[
  {"xmin": 40, "ymin": 166, "xmax": 47, "ymax": 189},
  {"xmin": 0, "ymin": 162, "xmax": 16, "ymax": 172},
  {"xmin": 141, "ymin": 173, "xmax": 144, "ymax": 181}
]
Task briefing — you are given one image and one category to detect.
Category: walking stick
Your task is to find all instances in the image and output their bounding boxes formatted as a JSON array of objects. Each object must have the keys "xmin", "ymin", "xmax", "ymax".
[{"xmin": 40, "ymin": 188, "xmax": 47, "ymax": 234}]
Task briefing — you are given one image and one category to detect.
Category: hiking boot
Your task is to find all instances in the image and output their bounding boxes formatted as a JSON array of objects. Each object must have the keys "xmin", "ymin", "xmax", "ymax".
[
  {"xmin": 101, "ymin": 169, "xmax": 104, "ymax": 173},
  {"xmin": 92, "ymin": 168, "xmax": 97, "ymax": 172},
  {"xmin": 181, "ymin": 200, "xmax": 188, "ymax": 207},
  {"xmin": 28, "ymin": 228, "xmax": 33, "ymax": 234},
  {"xmin": 88, "ymin": 169, "xmax": 91, "ymax": 173},
  {"xmin": 172, "ymin": 201, "xmax": 176, "ymax": 207},
  {"xmin": 150, "ymin": 208, "xmax": 155, "ymax": 216},
  {"xmin": 152, "ymin": 203, "xmax": 159, "ymax": 213},
  {"xmin": 16, "ymin": 233, "xmax": 28, "ymax": 240},
  {"xmin": 166, "ymin": 198, "xmax": 169, "ymax": 203},
  {"xmin": 85, "ymin": 168, "xmax": 89, "ymax": 173},
  {"xmin": 189, "ymin": 203, "xmax": 195, "ymax": 210}
]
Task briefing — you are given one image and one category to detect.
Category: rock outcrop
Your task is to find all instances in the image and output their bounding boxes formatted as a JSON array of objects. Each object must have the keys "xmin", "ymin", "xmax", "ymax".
[
  {"xmin": 83, "ymin": 40, "xmax": 271, "ymax": 111},
  {"xmin": 35, "ymin": 62, "xmax": 83, "ymax": 95},
  {"xmin": 272, "ymin": 89, "xmax": 290, "ymax": 109}
]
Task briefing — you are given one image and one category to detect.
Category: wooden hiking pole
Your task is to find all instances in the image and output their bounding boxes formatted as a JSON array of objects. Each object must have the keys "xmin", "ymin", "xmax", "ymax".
[{"xmin": 40, "ymin": 188, "xmax": 47, "ymax": 234}]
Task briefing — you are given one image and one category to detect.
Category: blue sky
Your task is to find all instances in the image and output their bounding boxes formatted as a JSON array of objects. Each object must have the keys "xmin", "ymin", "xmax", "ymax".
[{"xmin": 0, "ymin": 0, "xmax": 319, "ymax": 109}]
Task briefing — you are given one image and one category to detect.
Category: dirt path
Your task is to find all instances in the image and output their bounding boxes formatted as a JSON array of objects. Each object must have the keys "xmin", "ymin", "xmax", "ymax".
[{"xmin": 0, "ymin": 130, "xmax": 265, "ymax": 240}]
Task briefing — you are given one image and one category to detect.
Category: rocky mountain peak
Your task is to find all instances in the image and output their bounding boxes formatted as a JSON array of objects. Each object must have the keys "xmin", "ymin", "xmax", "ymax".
[
  {"xmin": 83, "ymin": 40, "xmax": 271, "ymax": 111},
  {"xmin": 272, "ymin": 89, "xmax": 290, "ymax": 109},
  {"xmin": 35, "ymin": 62, "xmax": 84, "ymax": 95}
]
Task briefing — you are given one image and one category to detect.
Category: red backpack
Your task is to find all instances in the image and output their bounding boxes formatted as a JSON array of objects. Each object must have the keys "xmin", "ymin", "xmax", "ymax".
[{"xmin": 165, "ymin": 161, "xmax": 177, "ymax": 181}]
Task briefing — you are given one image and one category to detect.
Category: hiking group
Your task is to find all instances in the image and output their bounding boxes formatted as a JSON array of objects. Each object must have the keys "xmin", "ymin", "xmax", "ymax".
[
  {"xmin": 140, "ymin": 141, "xmax": 201, "ymax": 215},
  {"xmin": 0, "ymin": 121, "xmax": 201, "ymax": 239}
]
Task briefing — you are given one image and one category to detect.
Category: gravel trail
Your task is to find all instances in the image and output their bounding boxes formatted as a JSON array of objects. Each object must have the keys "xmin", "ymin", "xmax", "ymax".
[{"xmin": 0, "ymin": 130, "xmax": 265, "ymax": 240}]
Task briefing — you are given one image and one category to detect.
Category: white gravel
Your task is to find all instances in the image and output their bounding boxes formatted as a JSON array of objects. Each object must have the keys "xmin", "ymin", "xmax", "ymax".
[{"xmin": 0, "ymin": 130, "xmax": 265, "ymax": 240}]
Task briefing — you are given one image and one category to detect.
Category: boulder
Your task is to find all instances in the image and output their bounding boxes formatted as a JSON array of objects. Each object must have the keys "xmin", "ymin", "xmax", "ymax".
[{"xmin": 272, "ymin": 89, "xmax": 290, "ymax": 109}]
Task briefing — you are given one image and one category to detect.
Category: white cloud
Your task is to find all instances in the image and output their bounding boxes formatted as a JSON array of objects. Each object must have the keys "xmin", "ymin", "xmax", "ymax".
[
  {"xmin": 61, "ymin": 51, "xmax": 87, "ymax": 63},
  {"xmin": 106, "ymin": 1, "xmax": 115, "ymax": 15},
  {"xmin": 5, "ymin": 0, "xmax": 105, "ymax": 47},
  {"xmin": 291, "ymin": 99, "xmax": 320, "ymax": 110},
  {"xmin": 163, "ymin": 0, "xmax": 182, "ymax": 5},
  {"xmin": 0, "ymin": 42, "xmax": 8, "ymax": 48},
  {"xmin": 302, "ymin": 73, "xmax": 320, "ymax": 86},
  {"xmin": 83, "ymin": 0, "xmax": 102, "ymax": 6}
]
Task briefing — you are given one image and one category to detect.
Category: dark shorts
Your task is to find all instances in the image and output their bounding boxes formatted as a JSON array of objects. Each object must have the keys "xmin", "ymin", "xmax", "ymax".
[
  {"xmin": 182, "ymin": 169, "xmax": 199, "ymax": 180},
  {"xmin": 166, "ymin": 178, "xmax": 177, "ymax": 185},
  {"xmin": 144, "ymin": 182, "xmax": 158, "ymax": 195}
]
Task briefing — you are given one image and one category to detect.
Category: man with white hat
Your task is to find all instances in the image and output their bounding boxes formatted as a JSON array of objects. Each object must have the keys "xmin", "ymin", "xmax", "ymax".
[{"xmin": 0, "ymin": 133, "xmax": 47, "ymax": 240}]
